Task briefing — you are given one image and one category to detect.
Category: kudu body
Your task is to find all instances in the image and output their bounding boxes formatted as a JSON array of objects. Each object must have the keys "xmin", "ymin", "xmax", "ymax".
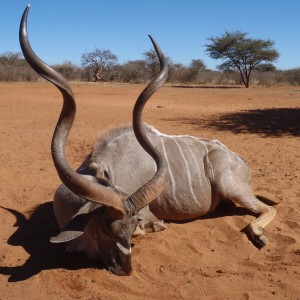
[{"xmin": 20, "ymin": 5, "xmax": 276, "ymax": 276}]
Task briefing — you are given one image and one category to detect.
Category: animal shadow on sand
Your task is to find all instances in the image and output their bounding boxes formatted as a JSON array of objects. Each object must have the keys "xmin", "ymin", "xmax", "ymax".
[
  {"xmin": 0, "ymin": 202, "xmax": 105, "ymax": 282},
  {"xmin": 0, "ymin": 196, "xmax": 273, "ymax": 282},
  {"xmin": 164, "ymin": 108, "xmax": 300, "ymax": 137}
]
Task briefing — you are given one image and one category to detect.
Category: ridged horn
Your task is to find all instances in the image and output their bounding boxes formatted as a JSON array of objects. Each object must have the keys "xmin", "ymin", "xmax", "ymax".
[
  {"xmin": 19, "ymin": 5, "xmax": 125, "ymax": 217},
  {"xmin": 125, "ymin": 34, "xmax": 168, "ymax": 214}
]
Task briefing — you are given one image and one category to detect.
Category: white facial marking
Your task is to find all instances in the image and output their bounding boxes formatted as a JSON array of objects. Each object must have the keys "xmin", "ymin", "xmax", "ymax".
[{"xmin": 116, "ymin": 242, "xmax": 131, "ymax": 255}]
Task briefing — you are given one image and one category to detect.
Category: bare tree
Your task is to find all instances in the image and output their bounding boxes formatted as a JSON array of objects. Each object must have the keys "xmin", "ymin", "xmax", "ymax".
[{"xmin": 81, "ymin": 48, "xmax": 118, "ymax": 82}]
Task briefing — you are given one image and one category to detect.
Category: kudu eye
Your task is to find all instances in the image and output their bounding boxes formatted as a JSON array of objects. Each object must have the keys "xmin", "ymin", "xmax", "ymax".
[{"xmin": 104, "ymin": 170, "xmax": 110, "ymax": 179}]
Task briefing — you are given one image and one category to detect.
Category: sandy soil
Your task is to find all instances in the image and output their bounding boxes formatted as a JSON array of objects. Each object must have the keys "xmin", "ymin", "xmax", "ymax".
[{"xmin": 0, "ymin": 82, "xmax": 299, "ymax": 299}]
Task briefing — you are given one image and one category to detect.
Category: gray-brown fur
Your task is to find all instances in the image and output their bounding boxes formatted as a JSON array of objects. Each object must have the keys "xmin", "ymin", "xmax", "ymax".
[
  {"xmin": 96, "ymin": 126, "xmax": 275, "ymax": 228},
  {"xmin": 20, "ymin": 5, "xmax": 276, "ymax": 276}
]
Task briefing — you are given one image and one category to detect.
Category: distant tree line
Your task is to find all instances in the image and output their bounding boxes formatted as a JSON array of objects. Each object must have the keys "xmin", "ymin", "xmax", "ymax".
[{"xmin": 1, "ymin": 31, "xmax": 300, "ymax": 86}]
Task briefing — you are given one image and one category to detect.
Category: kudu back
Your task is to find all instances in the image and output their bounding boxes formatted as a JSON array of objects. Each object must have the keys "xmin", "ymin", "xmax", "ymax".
[{"xmin": 20, "ymin": 5, "xmax": 276, "ymax": 276}]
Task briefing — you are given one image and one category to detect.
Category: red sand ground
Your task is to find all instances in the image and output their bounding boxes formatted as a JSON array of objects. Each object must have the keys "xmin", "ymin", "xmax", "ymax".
[{"xmin": 0, "ymin": 82, "xmax": 299, "ymax": 299}]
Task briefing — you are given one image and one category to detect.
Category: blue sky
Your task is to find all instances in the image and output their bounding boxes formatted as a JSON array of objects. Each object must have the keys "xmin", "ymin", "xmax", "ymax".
[{"xmin": 1, "ymin": 0, "xmax": 300, "ymax": 70}]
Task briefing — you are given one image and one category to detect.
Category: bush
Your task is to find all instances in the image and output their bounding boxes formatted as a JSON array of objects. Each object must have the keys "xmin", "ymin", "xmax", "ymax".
[{"xmin": 0, "ymin": 52, "xmax": 38, "ymax": 81}]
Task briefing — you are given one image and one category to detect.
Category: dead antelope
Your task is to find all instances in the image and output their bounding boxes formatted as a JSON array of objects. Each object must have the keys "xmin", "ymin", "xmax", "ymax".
[{"xmin": 20, "ymin": 5, "xmax": 276, "ymax": 276}]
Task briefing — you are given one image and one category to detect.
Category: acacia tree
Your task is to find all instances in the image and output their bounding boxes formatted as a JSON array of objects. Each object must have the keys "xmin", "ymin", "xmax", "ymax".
[
  {"xmin": 205, "ymin": 31, "xmax": 279, "ymax": 87},
  {"xmin": 81, "ymin": 48, "xmax": 118, "ymax": 81}
]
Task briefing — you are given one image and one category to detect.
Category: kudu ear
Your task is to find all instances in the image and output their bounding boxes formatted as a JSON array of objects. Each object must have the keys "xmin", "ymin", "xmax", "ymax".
[{"xmin": 50, "ymin": 202, "xmax": 102, "ymax": 243}]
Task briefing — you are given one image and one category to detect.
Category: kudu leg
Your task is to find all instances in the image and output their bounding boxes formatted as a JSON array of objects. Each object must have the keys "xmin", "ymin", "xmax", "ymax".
[
  {"xmin": 133, "ymin": 206, "xmax": 167, "ymax": 236},
  {"xmin": 207, "ymin": 149, "xmax": 276, "ymax": 247},
  {"xmin": 220, "ymin": 181, "xmax": 276, "ymax": 247}
]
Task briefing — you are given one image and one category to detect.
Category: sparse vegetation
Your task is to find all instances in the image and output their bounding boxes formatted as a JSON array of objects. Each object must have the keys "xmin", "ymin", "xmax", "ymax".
[
  {"xmin": 0, "ymin": 52, "xmax": 38, "ymax": 81},
  {"xmin": 52, "ymin": 61, "xmax": 83, "ymax": 81},
  {"xmin": 1, "ymin": 35, "xmax": 298, "ymax": 86}
]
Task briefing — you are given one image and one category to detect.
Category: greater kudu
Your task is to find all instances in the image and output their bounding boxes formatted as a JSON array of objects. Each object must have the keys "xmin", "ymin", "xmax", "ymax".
[{"xmin": 20, "ymin": 5, "xmax": 276, "ymax": 276}]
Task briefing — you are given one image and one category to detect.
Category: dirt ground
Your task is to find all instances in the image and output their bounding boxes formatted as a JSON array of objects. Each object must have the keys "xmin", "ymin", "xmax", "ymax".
[{"xmin": 0, "ymin": 82, "xmax": 299, "ymax": 299}]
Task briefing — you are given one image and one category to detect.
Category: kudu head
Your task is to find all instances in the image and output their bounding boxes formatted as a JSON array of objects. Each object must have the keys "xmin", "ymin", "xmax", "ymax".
[{"xmin": 20, "ymin": 5, "xmax": 168, "ymax": 275}]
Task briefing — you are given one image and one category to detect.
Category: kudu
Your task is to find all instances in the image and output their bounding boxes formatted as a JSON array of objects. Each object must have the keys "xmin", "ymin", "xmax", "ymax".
[{"xmin": 20, "ymin": 5, "xmax": 276, "ymax": 276}]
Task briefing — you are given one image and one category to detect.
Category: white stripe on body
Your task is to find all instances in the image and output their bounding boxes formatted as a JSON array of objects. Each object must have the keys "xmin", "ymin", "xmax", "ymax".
[
  {"xmin": 183, "ymin": 139, "xmax": 205, "ymax": 195},
  {"xmin": 160, "ymin": 137, "xmax": 180, "ymax": 205},
  {"xmin": 150, "ymin": 126, "xmax": 245, "ymax": 165},
  {"xmin": 172, "ymin": 138, "xmax": 198, "ymax": 203},
  {"xmin": 198, "ymin": 140, "xmax": 215, "ymax": 182}
]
